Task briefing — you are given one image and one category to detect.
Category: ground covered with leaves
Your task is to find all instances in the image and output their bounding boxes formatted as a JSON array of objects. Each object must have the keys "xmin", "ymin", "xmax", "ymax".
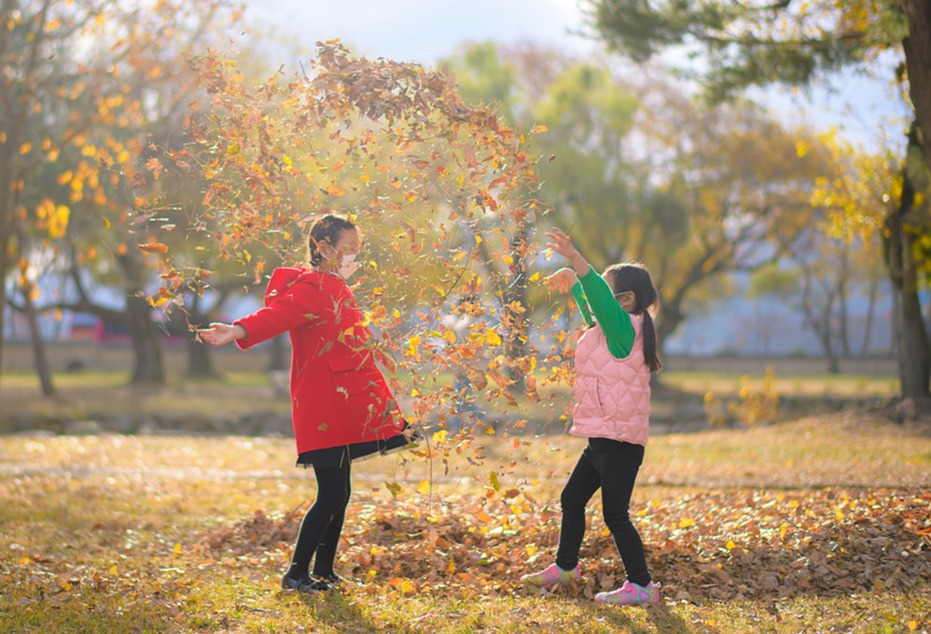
[{"xmin": 1, "ymin": 411, "xmax": 930, "ymax": 633}]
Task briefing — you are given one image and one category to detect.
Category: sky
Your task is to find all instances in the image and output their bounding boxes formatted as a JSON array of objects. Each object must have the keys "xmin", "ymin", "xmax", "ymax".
[
  {"xmin": 249, "ymin": 0, "xmax": 595, "ymax": 63},
  {"xmin": 246, "ymin": 0, "xmax": 907, "ymax": 150}
]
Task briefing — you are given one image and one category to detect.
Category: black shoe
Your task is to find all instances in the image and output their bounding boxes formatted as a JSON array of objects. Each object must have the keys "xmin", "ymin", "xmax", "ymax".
[
  {"xmin": 281, "ymin": 575, "xmax": 330, "ymax": 593},
  {"xmin": 321, "ymin": 573, "xmax": 353, "ymax": 587}
]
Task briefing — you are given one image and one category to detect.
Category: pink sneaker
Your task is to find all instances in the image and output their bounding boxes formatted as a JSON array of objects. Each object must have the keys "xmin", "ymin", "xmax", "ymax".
[
  {"xmin": 594, "ymin": 580, "xmax": 661, "ymax": 605},
  {"xmin": 520, "ymin": 563, "xmax": 581, "ymax": 589}
]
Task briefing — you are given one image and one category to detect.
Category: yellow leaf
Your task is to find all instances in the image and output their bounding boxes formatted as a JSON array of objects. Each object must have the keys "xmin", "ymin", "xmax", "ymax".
[
  {"xmin": 725, "ymin": 540, "xmax": 736, "ymax": 550},
  {"xmin": 485, "ymin": 328, "xmax": 502, "ymax": 346},
  {"xmin": 109, "ymin": 565, "xmax": 118, "ymax": 575},
  {"xmin": 48, "ymin": 204, "xmax": 70, "ymax": 238},
  {"xmin": 525, "ymin": 545, "xmax": 537, "ymax": 557},
  {"xmin": 530, "ymin": 124, "xmax": 548, "ymax": 135},
  {"xmin": 282, "ymin": 155, "xmax": 292, "ymax": 166},
  {"xmin": 432, "ymin": 430, "xmax": 448, "ymax": 444},
  {"xmin": 678, "ymin": 517, "xmax": 694, "ymax": 529},
  {"xmin": 417, "ymin": 479, "xmax": 430, "ymax": 495},
  {"xmin": 489, "ymin": 471, "xmax": 500, "ymax": 491},
  {"xmin": 529, "ymin": 272, "xmax": 540, "ymax": 282},
  {"xmin": 19, "ymin": 142, "xmax": 32, "ymax": 155},
  {"xmin": 226, "ymin": 144, "xmax": 240, "ymax": 156}
]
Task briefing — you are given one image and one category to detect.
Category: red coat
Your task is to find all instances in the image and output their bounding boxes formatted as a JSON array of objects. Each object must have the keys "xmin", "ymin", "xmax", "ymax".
[{"xmin": 234, "ymin": 267, "xmax": 404, "ymax": 455}]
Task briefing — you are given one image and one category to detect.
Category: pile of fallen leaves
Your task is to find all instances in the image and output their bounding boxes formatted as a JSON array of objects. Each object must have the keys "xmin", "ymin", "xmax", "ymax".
[{"xmin": 197, "ymin": 486, "xmax": 930, "ymax": 602}]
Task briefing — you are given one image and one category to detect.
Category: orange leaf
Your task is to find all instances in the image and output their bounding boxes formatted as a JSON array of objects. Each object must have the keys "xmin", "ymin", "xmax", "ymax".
[{"xmin": 137, "ymin": 243, "xmax": 169, "ymax": 254}]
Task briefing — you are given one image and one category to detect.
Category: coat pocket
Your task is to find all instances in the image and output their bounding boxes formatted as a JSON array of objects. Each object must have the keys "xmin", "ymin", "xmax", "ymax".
[{"xmin": 328, "ymin": 353, "xmax": 379, "ymax": 398}]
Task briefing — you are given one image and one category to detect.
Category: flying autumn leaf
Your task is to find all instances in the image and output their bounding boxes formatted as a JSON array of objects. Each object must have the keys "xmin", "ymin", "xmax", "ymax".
[{"xmin": 137, "ymin": 242, "xmax": 169, "ymax": 254}]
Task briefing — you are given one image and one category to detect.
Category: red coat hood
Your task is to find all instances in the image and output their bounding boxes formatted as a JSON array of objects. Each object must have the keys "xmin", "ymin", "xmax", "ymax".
[{"xmin": 264, "ymin": 267, "xmax": 317, "ymax": 305}]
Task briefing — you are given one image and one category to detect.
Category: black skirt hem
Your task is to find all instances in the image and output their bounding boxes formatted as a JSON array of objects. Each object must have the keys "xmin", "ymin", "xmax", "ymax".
[{"xmin": 295, "ymin": 424, "xmax": 421, "ymax": 469}]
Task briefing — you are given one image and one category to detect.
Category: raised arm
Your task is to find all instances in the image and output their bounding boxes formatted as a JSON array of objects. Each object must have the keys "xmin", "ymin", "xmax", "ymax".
[{"xmin": 545, "ymin": 227, "xmax": 634, "ymax": 359}]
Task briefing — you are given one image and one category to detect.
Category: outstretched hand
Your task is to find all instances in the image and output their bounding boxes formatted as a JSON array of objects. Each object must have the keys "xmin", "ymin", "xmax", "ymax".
[
  {"xmin": 544, "ymin": 268, "xmax": 578, "ymax": 294},
  {"xmin": 545, "ymin": 227, "xmax": 579, "ymax": 261},
  {"xmin": 545, "ymin": 227, "xmax": 590, "ymax": 276},
  {"xmin": 197, "ymin": 323, "xmax": 244, "ymax": 347}
]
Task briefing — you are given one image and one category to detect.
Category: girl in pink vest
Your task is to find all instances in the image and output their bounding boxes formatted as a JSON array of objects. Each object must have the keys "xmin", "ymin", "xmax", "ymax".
[{"xmin": 521, "ymin": 227, "xmax": 662, "ymax": 606}]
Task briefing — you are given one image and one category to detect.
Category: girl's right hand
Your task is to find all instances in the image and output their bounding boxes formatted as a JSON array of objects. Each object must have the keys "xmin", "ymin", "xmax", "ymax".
[
  {"xmin": 544, "ymin": 268, "xmax": 578, "ymax": 294},
  {"xmin": 545, "ymin": 227, "xmax": 580, "ymax": 261}
]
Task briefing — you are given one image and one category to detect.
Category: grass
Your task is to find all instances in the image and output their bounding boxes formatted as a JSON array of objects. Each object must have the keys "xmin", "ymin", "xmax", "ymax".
[
  {"xmin": 1, "ymin": 408, "xmax": 930, "ymax": 633},
  {"xmin": 0, "ymin": 366, "xmax": 900, "ymax": 436}
]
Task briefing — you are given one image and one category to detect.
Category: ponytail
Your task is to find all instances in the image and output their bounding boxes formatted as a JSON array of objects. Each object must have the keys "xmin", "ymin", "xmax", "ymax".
[
  {"xmin": 604, "ymin": 262, "xmax": 662, "ymax": 373},
  {"xmin": 639, "ymin": 308, "xmax": 662, "ymax": 373}
]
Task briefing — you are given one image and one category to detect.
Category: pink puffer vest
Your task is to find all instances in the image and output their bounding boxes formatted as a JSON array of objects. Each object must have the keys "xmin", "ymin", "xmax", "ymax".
[{"xmin": 570, "ymin": 315, "xmax": 651, "ymax": 446}]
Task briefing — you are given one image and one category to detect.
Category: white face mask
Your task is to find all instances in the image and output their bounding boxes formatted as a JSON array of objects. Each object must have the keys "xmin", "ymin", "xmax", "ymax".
[{"xmin": 338, "ymin": 253, "xmax": 360, "ymax": 280}]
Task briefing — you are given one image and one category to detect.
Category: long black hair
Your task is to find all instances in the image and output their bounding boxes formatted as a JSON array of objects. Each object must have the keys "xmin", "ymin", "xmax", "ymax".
[
  {"xmin": 604, "ymin": 262, "xmax": 662, "ymax": 372},
  {"xmin": 306, "ymin": 214, "xmax": 356, "ymax": 266}
]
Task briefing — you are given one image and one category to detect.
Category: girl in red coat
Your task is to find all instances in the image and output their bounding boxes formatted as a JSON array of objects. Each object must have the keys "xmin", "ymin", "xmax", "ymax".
[{"xmin": 200, "ymin": 214, "xmax": 417, "ymax": 593}]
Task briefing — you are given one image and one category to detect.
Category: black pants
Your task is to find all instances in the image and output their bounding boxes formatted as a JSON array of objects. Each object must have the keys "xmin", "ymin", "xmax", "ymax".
[
  {"xmin": 555, "ymin": 437, "xmax": 651, "ymax": 586},
  {"xmin": 285, "ymin": 455, "xmax": 351, "ymax": 580}
]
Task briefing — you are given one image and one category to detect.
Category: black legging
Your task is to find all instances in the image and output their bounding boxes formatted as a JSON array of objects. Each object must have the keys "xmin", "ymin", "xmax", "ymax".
[
  {"xmin": 555, "ymin": 437, "xmax": 651, "ymax": 587},
  {"xmin": 285, "ymin": 458, "xmax": 352, "ymax": 580}
]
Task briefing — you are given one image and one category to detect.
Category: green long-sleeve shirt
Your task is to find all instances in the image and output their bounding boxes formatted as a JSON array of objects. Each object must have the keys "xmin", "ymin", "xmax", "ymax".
[{"xmin": 569, "ymin": 267, "xmax": 635, "ymax": 359}]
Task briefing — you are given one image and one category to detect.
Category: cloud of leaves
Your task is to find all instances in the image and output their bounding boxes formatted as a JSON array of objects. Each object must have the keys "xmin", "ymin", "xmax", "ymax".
[{"xmin": 140, "ymin": 41, "xmax": 565, "ymax": 441}]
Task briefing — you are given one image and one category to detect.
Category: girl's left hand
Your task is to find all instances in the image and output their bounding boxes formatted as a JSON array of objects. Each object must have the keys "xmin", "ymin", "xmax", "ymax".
[{"xmin": 544, "ymin": 268, "xmax": 578, "ymax": 294}]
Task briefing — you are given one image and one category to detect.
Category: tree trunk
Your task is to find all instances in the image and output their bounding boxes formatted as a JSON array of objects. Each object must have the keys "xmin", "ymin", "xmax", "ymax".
[
  {"xmin": 901, "ymin": 0, "xmax": 931, "ymax": 168},
  {"xmin": 118, "ymin": 250, "xmax": 165, "ymax": 385},
  {"xmin": 181, "ymin": 294, "xmax": 216, "ymax": 377},
  {"xmin": 186, "ymin": 335, "xmax": 215, "ymax": 377},
  {"xmin": 21, "ymin": 275, "xmax": 55, "ymax": 396},
  {"xmin": 125, "ymin": 295, "xmax": 165, "ymax": 384},
  {"xmin": 860, "ymin": 274, "xmax": 878, "ymax": 357},
  {"xmin": 884, "ymin": 122, "xmax": 931, "ymax": 400},
  {"xmin": 0, "ymin": 229, "xmax": 9, "ymax": 389},
  {"xmin": 837, "ymin": 245, "xmax": 850, "ymax": 359},
  {"xmin": 0, "ymin": 0, "xmax": 48, "ymax": 390},
  {"xmin": 15, "ymin": 223, "xmax": 54, "ymax": 396},
  {"xmin": 0, "ymin": 139, "xmax": 15, "ymax": 389}
]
